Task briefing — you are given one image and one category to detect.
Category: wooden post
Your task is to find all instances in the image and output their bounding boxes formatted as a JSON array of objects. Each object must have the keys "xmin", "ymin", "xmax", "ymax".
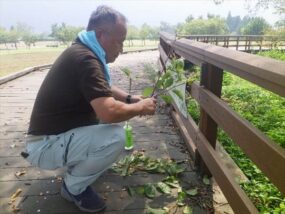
[
  {"xmin": 195, "ymin": 63, "xmax": 223, "ymax": 176},
  {"xmin": 259, "ymin": 37, "xmax": 263, "ymax": 51},
  {"xmin": 226, "ymin": 36, "xmax": 229, "ymax": 48},
  {"xmin": 236, "ymin": 36, "xmax": 240, "ymax": 50},
  {"xmin": 248, "ymin": 37, "xmax": 252, "ymax": 52}
]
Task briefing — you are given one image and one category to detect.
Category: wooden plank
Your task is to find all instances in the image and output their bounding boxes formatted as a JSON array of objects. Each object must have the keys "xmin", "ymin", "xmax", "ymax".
[
  {"xmin": 0, "ymin": 171, "xmax": 198, "ymax": 198},
  {"xmin": 0, "ymin": 65, "xmax": 51, "ymax": 85},
  {"xmin": 170, "ymin": 107, "xmax": 197, "ymax": 158},
  {"xmin": 0, "ymin": 192, "xmax": 146, "ymax": 213},
  {"xmin": 191, "ymin": 82, "xmax": 285, "ymax": 194},
  {"xmin": 171, "ymin": 110, "xmax": 258, "ymax": 213}
]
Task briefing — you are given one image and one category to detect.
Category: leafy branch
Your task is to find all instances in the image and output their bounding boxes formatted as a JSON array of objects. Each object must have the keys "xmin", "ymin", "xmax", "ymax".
[{"xmin": 143, "ymin": 58, "xmax": 187, "ymax": 104}]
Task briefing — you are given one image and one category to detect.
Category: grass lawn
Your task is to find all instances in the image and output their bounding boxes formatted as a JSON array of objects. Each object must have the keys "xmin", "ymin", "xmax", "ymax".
[
  {"xmin": 0, "ymin": 40, "xmax": 158, "ymax": 77},
  {"xmin": 0, "ymin": 48, "xmax": 64, "ymax": 77}
]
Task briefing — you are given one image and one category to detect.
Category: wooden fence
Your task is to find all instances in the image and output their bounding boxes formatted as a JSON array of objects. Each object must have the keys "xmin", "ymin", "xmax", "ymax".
[
  {"xmin": 159, "ymin": 32, "xmax": 285, "ymax": 213},
  {"xmin": 178, "ymin": 35, "xmax": 285, "ymax": 52}
]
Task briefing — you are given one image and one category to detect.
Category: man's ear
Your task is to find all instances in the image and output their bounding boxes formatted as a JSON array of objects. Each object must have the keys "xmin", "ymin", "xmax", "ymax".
[{"xmin": 95, "ymin": 28, "xmax": 104, "ymax": 40}]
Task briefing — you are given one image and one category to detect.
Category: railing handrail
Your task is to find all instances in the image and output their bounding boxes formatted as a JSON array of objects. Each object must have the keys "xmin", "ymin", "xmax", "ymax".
[
  {"xmin": 178, "ymin": 34, "xmax": 284, "ymax": 39},
  {"xmin": 160, "ymin": 32, "xmax": 285, "ymax": 97}
]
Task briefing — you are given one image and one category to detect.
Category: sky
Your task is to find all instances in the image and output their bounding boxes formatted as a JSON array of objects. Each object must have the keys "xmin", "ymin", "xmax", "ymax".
[{"xmin": 0, "ymin": 0, "xmax": 279, "ymax": 33}]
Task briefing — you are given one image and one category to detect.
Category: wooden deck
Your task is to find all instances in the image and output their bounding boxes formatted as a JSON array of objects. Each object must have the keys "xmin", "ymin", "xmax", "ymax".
[{"xmin": 0, "ymin": 51, "xmax": 228, "ymax": 214}]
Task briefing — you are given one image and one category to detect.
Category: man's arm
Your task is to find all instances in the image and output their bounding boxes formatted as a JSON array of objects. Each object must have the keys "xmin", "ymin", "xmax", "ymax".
[
  {"xmin": 111, "ymin": 85, "xmax": 143, "ymax": 103},
  {"xmin": 111, "ymin": 85, "xmax": 129, "ymax": 102},
  {"xmin": 90, "ymin": 96, "xmax": 156, "ymax": 123}
]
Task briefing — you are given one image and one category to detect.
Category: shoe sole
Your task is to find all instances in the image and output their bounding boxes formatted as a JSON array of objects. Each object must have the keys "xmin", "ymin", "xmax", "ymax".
[{"xmin": 61, "ymin": 186, "xmax": 106, "ymax": 213}]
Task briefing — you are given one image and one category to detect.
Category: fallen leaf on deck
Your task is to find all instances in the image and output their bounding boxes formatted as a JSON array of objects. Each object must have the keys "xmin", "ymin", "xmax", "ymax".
[
  {"xmin": 10, "ymin": 188, "xmax": 22, "ymax": 200},
  {"xmin": 11, "ymin": 204, "xmax": 20, "ymax": 213},
  {"xmin": 56, "ymin": 176, "xmax": 63, "ymax": 182},
  {"xmin": 15, "ymin": 169, "xmax": 26, "ymax": 177}
]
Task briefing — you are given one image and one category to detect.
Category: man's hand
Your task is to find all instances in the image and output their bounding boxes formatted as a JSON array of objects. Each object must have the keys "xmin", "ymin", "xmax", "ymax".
[
  {"xmin": 138, "ymin": 97, "xmax": 157, "ymax": 116},
  {"xmin": 91, "ymin": 96, "xmax": 156, "ymax": 123},
  {"xmin": 130, "ymin": 95, "xmax": 144, "ymax": 103}
]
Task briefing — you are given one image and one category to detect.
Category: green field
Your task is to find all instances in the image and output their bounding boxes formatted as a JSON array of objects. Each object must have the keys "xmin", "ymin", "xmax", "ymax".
[{"xmin": 0, "ymin": 40, "xmax": 158, "ymax": 77}]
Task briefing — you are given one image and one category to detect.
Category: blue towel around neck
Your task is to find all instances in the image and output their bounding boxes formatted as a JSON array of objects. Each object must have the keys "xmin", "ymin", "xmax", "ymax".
[{"xmin": 78, "ymin": 30, "xmax": 111, "ymax": 85}]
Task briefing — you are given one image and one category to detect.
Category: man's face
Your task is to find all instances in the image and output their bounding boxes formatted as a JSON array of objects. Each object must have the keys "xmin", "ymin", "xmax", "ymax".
[{"xmin": 99, "ymin": 20, "xmax": 127, "ymax": 63}]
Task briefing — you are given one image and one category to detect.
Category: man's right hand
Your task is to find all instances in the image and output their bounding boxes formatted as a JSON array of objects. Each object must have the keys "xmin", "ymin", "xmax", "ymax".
[{"xmin": 138, "ymin": 97, "xmax": 157, "ymax": 116}]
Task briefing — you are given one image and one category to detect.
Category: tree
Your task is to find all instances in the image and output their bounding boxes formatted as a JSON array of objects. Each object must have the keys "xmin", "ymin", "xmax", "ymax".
[
  {"xmin": 247, "ymin": 0, "xmax": 285, "ymax": 15},
  {"xmin": 7, "ymin": 26, "xmax": 19, "ymax": 49},
  {"xmin": 160, "ymin": 22, "xmax": 175, "ymax": 34},
  {"xmin": 177, "ymin": 17, "xmax": 229, "ymax": 35},
  {"xmin": 0, "ymin": 27, "xmax": 9, "ymax": 48},
  {"xmin": 241, "ymin": 17, "xmax": 271, "ymax": 35},
  {"xmin": 226, "ymin": 12, "xmax": 242, "ymax": 34},
  {"xmin": 245, "ymin": 0, "xmax": 285, "ymax": 30},
  {"xmin": 149, "ymin": 26, "xmax": 160, "ymax": 41},
  {"xmin": 10, "ymin": 23, "xmax": 39, "ymax": 48},
  {"xmin": 22, "ymin": 33, "xmax": 38, "ymax": 48},
  {"xmin": 139, "ymin": 23, "xmax": 151, "ymax": 46},
  {"xmin": 50, "ymin": 23, "xmax": 84, "ymax": 45},
  {"xmin": 14, "ymin": 22, "xmax": 32, "ymax": 37},
  {"xmin": 185, "ymin": 15, "xmax": 194, "ymax": 23},
  {"xmin": 207, "ymin": 13, "xmax": 221, "ymax": 19},
  {"xmin": 126, "ymin": 25, "xmax": 139, "ymax": 46}
]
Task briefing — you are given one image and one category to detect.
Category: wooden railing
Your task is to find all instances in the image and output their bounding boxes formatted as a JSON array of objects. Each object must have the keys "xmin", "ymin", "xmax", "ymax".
[
  {"xmin": 178, "ymin": 35, "xmax": 285, "ymax": 52},
  {"xmin": 159, "ymin": 32, "xmax": 285, "ymax": 213}
]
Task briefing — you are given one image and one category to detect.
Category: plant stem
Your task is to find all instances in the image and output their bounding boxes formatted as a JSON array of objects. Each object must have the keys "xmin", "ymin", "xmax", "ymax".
[
  {"xmin": 129, "ymin": 78, "xmax": 132, "ymax": 94},
  {"xmin": 151, "ymin": 72, "xmax": 162, "ymax": 97},
  {"xmin": 155, "ymin": 81, "xmax": 186, "ymax": 97}
]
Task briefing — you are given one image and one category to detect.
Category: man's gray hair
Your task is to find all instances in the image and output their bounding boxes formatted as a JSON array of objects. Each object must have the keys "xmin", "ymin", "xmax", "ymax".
[{"xmin": 87, "ymin": 5, "xmax": 127, "ymax": 31}]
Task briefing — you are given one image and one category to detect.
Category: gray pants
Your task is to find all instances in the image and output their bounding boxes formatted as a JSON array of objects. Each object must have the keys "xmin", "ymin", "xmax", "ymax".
[{"xmin": 25, "ymin": 124, "xmax": 125, "ymax": 195}]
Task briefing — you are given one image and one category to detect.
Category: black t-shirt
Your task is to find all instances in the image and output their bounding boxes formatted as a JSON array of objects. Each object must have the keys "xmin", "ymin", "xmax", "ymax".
[{"xmin": 28, "ymin": 40, "xmax": 112, "ymax": 135}]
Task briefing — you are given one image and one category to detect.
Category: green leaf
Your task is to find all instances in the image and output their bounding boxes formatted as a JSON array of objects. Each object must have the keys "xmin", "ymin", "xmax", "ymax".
[
  {"xmin": 127, "ymin": 186, "xmax": 136, "ymax": 197},
  {"xmin": 156, "ymin": 182, "xmax": 171, "ymax": 194},
  {"xmin": 146, "ymin": 206, "xmax": 167, "ymax": 214},
  {"xmin": 135, "ymin": 186, "xmax": 145, "ymax": 195},
  {"xmin": 161, "ymin": 70, "xmax": 171, "ymax": 80},
  {"xmin": 172, "ymin": 89, "xmax": 184, "ymax": 100},
  {"xmin": 121, "ymin": 67, "xmax": 131, "ymax": 77},
  {"xmin": 186, "ymin": 188, "xmax": 198, "ymax": 196},
  {"xmin": 163, "ymin": 176, "xmax": 180, "ymax": 188},
  {"xmin": 110, "ymin": 165, "xmax": 122, "ymax": 173},
  {"xmin": 145, "ymin": 161, "xmax": 158, "ymax": 172},
  {"xmin": 177, "ymin": 191, "xmax": 186, "ymax": 206},
  {"xmin": 156, "ymin": 79, "xmax": 164, "ymax": 89},
  {"xmin": 161, "ymin": 95, "xmax": 173, "ymax": 104},
  {"xmin": 165, "ymin": 162, "xmax": 185, "ymax": 176},
  {"xmin": 183, "ymin": 205, "xmax": 193, "ymax": 214},
  {"xmin": 164, "ymin": 181, "xmax": 180, "ymax": 188},
  {"xmin": 174, "ymin": 59, "xmax": 184, "ymax": 73},
  {"xmin": 203, "ymin": 176, "xmax": 210, "ymax": 185},
  {"xmin": 143, "ymin": 87, "xmax": 154, "ymax": 97},
  {"xmin": 163, "ymin": 77, "xmax": 174, "ymax": 88},
  {"xmin": 144, "ymin": 184, "xmax": 156, "ymax": 198}
]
